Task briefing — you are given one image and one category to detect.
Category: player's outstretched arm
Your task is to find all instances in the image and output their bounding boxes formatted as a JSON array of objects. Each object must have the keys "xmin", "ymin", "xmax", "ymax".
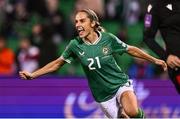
[
  {"xmin": 127, "ymin": 45, "xmax": 167, "ymax": 71},
  {"xmin": 19, "ymin": 58, "xmax": 66, "ymax": 80}
]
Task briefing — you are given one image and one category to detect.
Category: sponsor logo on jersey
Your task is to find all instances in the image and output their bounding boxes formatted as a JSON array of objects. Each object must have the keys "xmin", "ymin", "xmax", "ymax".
[{"xmin": 79, "ymin": 51, "xmax": 85, "ymax": 56}]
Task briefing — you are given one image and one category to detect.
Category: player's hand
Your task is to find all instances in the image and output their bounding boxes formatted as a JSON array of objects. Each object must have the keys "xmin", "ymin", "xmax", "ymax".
[
  {"xmin": 19, "ymin": 71, "xmax": 33, "ymax": 80},
  {"xmin": 155, "ymin": 59, "xmax": 167, "ymax": 71},
  {"xmin": 166, "ymin": 55, "xmax": 180, "ymax": 69}
]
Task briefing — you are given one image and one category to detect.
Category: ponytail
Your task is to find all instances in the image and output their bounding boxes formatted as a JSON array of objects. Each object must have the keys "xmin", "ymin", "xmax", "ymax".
[{"xmin": 95, "ymin": 25, "xmax": 105, "ymax": 32}]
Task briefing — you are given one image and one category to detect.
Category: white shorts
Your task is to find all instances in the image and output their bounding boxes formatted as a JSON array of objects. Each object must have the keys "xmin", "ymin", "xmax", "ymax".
[{"xmin": 98, "ymin": 80, "xmax": 134, "ymax": 118}]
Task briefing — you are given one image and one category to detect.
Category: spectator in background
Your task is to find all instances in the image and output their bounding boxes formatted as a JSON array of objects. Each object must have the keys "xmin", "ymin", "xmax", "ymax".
[
  {"xmin": 30, "ymin": 23, "xmax": 43, "ymax": 47},
  {"xmin": 74, "ymin": 0, "xmax": 105, "ymax": 18},
  {"xmin": 44, "ymin": 0, "xmax": 66, "ymax": 41},
  {"xmin": 16, "ymin": 37, "xmax": 39, "ymax": 73},
  {"xmin": 122, "ymin": 0, "xmax": 141, "ymax": 26},
  {"xmin": 105, "ymin": 0, "xmax": 121, "ymax": 20},
  {"xmin": 0, "ymin": 0, "xmax": 7, "ymax": 34},
  {"xmin": 105, "ymin": 0, "xmax": 141, "ymax": 25},
  {"xmin": 0, "ymin": 35, "xmax": 15, "ymax": 75},
  {"xmin": 2, "ymin": 0, "xmax": 44, "ymax": 40},
  {"xmin": 4, "ymin": 0, "xmax": 30, "ymax": 38},
  {"xmin": 0, "ymin": 0, "xmax": 13, "ymax": 36},
  {"xmin": 30, "ymin": 24, "xmax": 58, "ymax": 68},
  {"xmin": 38, "ymin": 24, "xmax": 58, "ymax": 68},
  {"xmin": 128, "ymin": 57, "xmax": 155, "ymax": 79},
  {"xmin": 143, "ymin": 0, "xmax": 180, "ymax": 93},
  {"xmin": 26, "ymin": 0, "xmax": 47, "ymax": 17}
]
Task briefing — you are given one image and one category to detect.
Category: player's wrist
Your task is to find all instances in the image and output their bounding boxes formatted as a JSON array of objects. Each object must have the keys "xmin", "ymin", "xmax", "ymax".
[
  {"xmin": 31, "ymin": 73, "xmax": 35, "ymax": 79},
  {"xmin": 154, "ymin": 58, "xmax": 160, "ymax": 64},
  {"xmin": 27, "ymin": 73, "xmax": 34, "ymax": 80}
]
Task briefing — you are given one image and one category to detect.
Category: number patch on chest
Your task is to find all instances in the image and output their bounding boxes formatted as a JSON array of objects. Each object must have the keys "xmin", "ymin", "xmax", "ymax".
[{"xmin": 87, "ymin": 57, "xmax": 101, "ymax": 70}]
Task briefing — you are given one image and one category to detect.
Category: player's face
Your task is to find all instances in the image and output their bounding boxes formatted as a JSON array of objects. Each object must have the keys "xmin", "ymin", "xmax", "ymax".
[{"xmin": 75, "ymin": 12, "xmax": 95, "ymax": 38}]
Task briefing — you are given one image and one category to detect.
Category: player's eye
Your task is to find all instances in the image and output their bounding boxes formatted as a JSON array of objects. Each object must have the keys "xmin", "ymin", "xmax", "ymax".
[{"xmin": 80, "ymin": 19, "xmax": 85, "ymax": 23}]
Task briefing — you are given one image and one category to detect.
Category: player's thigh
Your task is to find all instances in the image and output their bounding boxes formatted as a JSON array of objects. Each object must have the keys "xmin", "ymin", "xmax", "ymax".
[
  {"xmin": 115, "ymin": 80, "xmax": 138, "ymax": 116},
  {"xmin": 98, "ymin": 96, "xmax": 119, "ymax": 118},
  {"xmin": 120, "ymin": 91, "xmax": 138, "ymax": 115}
]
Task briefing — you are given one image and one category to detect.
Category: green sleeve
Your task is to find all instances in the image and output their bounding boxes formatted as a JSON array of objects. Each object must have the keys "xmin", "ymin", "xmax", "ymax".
[
  {"xmin": 60, "ymin": 40, "xmax": 76, "ymax": 63},
  {"xmin": 110, "ymin": 33, "xmax": 128, "ymax": 55}
]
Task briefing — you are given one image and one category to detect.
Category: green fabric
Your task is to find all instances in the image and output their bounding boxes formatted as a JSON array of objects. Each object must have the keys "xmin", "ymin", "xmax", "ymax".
[
  {"xmin": 61, "ymin": 32, "xmax": 129, "ymax": 102},
  {"xmin": 135, "ymin": 108, "xmax": 145, "ymax": 118}
]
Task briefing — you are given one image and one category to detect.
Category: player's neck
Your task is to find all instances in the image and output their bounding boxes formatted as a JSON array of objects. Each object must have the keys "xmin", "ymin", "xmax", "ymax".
[{"xmin": 85, "ymin": 31, "xmax": 99, "ymax": 44}]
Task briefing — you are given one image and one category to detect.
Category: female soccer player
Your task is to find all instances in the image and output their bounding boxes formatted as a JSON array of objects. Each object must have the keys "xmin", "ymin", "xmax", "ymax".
[{"xmin": 19, "ymin": 9, "xmax": 167, "ymax": 118}]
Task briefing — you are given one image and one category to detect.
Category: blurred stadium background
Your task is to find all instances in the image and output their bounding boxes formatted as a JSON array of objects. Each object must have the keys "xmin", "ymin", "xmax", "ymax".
[{"xmin": 0, "ymin": 0, "xmax": 180, "ymax": 118}]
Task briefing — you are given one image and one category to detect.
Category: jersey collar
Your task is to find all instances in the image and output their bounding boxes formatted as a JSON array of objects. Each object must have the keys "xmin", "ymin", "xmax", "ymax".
[{"xmin": 82, "ymin": 31, "xmax": 102, "ymax": 45}]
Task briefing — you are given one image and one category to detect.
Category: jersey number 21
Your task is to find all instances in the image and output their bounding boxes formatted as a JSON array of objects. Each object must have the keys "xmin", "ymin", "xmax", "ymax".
[{"xmin": 87, "ymin": 57, "xmax": 101, "ymax": 70}]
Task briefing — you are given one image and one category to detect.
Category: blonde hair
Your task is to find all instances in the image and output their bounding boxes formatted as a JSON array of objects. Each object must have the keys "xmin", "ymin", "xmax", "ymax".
[{"xmin": 77, "ymin": 9, "xmax": 105, "ymax": 32}]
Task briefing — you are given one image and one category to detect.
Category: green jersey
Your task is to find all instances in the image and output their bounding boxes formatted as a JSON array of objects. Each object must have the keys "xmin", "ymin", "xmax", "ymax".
[{"xmin": 61, "ymin": 32, "xmax": 129, "ymax": 102}]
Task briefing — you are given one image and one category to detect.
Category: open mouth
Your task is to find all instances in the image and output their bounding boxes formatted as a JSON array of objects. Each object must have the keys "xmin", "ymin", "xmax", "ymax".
[{"xmin": 77, "ymin": 26, "xmax": 85, "ymax": 35}]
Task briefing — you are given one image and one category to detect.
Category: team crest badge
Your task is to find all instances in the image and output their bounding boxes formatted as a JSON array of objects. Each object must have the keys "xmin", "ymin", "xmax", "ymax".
[{"xmin": 102, "ymin": 47, "xmax": 109, "ymax": 55}]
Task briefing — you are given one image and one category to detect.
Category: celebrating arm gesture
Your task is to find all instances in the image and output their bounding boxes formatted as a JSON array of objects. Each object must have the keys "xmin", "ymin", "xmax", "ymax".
[
  {"xmin": 19, "ymin": 58, "xmax": 66, "ymax": 80},
  {"xmin": 127, "ymin": 45, "xmax": 167, "ymax": 71}
]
